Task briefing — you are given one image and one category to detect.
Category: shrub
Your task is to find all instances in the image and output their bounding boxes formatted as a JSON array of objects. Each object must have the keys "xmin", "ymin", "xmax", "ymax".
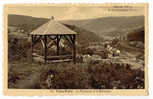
[
  {"xmin": 8, "ymin": 37, "xmax": 31, "ymax": 61},
  {"xmin": 88, "ymin": 61, "xmax": 144, "ymax": 89},
  {"xmin": 38, "ymin": 61, "xmax": 144, "ymax": 89},
  {"xmin": 40, "ymin": 63, "xmax": 92, "ymax": 89}
]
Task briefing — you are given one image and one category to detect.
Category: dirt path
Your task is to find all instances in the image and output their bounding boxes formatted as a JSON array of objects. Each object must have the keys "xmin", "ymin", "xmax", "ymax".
[
  {"xmin": 118, "ymin": 42, "xmax": 144, "ymax": 70},
  {"xmin": 120, "ymin": 42, "xmax": 144, "ymax": 56}
]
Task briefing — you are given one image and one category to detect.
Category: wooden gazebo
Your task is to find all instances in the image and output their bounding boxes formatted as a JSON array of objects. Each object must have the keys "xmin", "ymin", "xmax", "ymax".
[{"xmin": 30, "ymin": 17, "xmax": 77, "ymax": 63}]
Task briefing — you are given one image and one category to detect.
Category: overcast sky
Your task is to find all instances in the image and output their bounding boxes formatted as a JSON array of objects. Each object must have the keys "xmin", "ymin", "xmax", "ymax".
[{"xmin": 6, "ymin": 5, "xmax": 145, "ymax": 20}]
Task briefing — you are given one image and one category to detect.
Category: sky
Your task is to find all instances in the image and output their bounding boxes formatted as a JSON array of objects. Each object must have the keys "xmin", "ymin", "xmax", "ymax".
[{"xmin": 6, "ymin": 4, "xmax": 145, "ymax": 20}]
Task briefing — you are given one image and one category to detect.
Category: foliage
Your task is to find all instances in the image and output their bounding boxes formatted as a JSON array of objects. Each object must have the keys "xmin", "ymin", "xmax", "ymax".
[
  {"xmin": 8, "ymin": 60, "xmax": 144, "ymax": 89},
  {"xmin": 8, "ymin": 36, "xmax": 31, "ymax": 61}
]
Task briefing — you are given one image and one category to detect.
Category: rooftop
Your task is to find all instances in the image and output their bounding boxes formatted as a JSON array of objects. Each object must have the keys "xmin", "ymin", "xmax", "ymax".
[{"xmin": 30, "ymin": 18, "xmax": 77, "ymax": 35}]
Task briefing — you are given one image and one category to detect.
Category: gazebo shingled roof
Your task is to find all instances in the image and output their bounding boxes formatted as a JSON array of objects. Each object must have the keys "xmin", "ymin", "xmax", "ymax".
[{"xmin": 30, "ymin": 19, "xmax": 77, "ymax": 35}]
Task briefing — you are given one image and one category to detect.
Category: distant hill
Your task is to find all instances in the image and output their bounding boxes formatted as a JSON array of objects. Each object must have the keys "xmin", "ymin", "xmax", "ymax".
[
  {"xmin": 8, "ymin": 14, "xmax": 49, "ymax": 27},
  {"xmin": 8, "ymin": 14, "xmax": 144, "ymax": 41},
  {"xmin": 61, "ymin": 16, "xmax": 144, "ymax": 37}
]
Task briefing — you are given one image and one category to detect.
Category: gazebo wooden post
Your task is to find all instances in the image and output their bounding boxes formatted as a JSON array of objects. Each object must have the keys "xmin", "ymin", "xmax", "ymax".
[
  {"xmin": 72, "ymin": 34, "xmax": 76, "ymax": 64},
  {"xmin": 44, "ymin": 35, "xmax": 47, "ymax": 63},
  {"xmin": 40, "ymin": 35, "xmax": 43, "ymax": 56},
  {"xmin": 31, "ymin": 35, "xmax": 34, "ymax": 62},
  {"xmin": 56, "ymin": 35, "xmax": 60, "ymax": 56}
]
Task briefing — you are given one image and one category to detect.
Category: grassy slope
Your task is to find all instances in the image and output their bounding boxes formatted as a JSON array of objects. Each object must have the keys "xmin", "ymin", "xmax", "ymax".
[{"xmin": 63, "ymin": 24, "xmax": 102, "ymax": 46}]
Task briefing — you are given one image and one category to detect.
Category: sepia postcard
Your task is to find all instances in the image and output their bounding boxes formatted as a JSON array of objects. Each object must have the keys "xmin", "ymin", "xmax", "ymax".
[{"xmin": 3, "ymin": 3, "xmax": 148, "ymax": 96}]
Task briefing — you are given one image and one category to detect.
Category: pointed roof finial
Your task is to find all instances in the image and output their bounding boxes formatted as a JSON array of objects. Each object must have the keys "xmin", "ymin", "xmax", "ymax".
[{"xmin": 51, "ymin": 16, "xmax": 54, "ymax": 20}]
